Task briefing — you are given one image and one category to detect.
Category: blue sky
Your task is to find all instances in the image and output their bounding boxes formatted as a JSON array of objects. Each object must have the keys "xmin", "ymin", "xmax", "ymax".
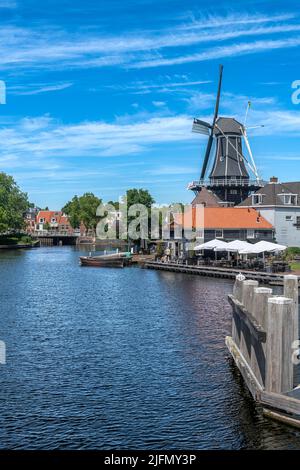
[{"xmin": 1, "ymin": 0, "xmax": 300, "ymax": 208}]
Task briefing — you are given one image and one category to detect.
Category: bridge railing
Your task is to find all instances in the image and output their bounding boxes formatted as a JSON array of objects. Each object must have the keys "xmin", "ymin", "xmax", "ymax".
[{"xmin": 32, "ymin": 231, "xmax": 80, "ymax": 237}]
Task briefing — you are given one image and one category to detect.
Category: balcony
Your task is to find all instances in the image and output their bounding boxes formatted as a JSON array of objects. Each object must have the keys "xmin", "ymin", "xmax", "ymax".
[{"xmin": 187, "ymin": 178, "xmax": 266, "ymax": 190}]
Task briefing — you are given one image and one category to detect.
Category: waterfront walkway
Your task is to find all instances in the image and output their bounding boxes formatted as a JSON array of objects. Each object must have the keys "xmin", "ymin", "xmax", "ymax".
[{"xmin": 144, "ymin": 261, "xmax": 300, "ymax": 286}]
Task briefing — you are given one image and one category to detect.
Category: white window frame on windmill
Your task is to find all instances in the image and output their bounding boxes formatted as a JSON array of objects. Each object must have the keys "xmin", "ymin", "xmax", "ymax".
[{"xmin": 0, "ymin": 80, "xmax": 6, "ymax": 105}]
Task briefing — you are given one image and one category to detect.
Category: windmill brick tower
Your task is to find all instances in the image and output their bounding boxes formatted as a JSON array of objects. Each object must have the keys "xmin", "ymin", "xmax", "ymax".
[{"xmin": 188, "ymin": 65, "xmax": 265, "ymax": 205}]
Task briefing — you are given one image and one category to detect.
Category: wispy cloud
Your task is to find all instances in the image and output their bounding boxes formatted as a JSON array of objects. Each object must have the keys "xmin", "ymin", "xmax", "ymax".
[
  {"xmin": 1, "ymin": 13, "xmax": 300, "ymax": 71},
  {"xmin": 152, "ymin": 101, "xmax": 166, "ymax": 107},
  {"xmin": 109, "ymin": 78, "xmax": 211, "ymax": 95},
  {"xmin": 0, "ymin": 114, "xmax": 197, "ymax": 162},
  {"xmin": 0, "ymin": 0, "xmax": 17, "ymax": 8},
  {"xmin": 147, "ymin": 165, "xmax": 195, "ymax": 175},
  {"xmin": 133, "ymin": 36, "xmax": 300, "ymax": 68},
  {"xmin": 10, "ymin": 82, "xmax": 73, "ymax": 95},
  {"xmin": 1, "ymin": 103, "xmax": 300, "ymax": 169}
]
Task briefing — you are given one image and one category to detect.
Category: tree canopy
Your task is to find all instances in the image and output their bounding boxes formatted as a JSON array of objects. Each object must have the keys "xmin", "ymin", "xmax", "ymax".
[
  {"xmin": 62, "ymin": 193, "xmax": 102, "ymax": 234},
  {"xmin": 126, "ymin": 188, "xmax": 155, "ymax": 208},
  {"xmin": 0, "ymin": 172, "xmax": 30, "ymax": 233}
]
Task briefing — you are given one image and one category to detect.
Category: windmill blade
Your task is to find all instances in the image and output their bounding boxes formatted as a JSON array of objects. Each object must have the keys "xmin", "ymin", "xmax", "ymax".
[
  {"xmin": 200, "ymin": 134, "xmax": 214, "ymax": 180},
  {"xmin": 192, "ymin": 118, "xmax": 211, "ymax": 135},
  {"xmin": 200, "ymin": 64, "xmax": 223, "ymax": 180},
  {"xmin": 212, "ymin": 64, "xmax": 223, "ymax": 128}
]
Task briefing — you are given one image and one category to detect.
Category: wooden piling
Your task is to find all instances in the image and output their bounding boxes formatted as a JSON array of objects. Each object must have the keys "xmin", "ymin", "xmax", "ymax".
[
  {"xmin": 266, "ymin": 296, "xmax": 295, "ymax": 394},
  {"xmin": 252, "ymin": 287, "xmax": 273, "ymax": 331},
  {"xmin": 239, "ymin": 280, "xmax": 258, "ymax": 364},
  {"xmin": 233, "ymin": 275, "xmax": 245, "ymax": 303},
  {"xmin": 250, "ymin": 287, "xmax": 273, "ymax": 387},
  {"xmin": 284, "ymin": 274, "xmax": 299, "ymax": 343},
  {"xmin": 227, "ymin": 274, "xmax": 300, "ymax": 426}
]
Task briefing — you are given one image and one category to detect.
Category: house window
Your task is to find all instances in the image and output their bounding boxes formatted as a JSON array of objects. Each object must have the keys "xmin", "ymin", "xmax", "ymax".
[
  {"xmin": 285, "ymin": 215, "xmax": 293, "ymax": 221},
  {"xmin": 39, "ymin": 218, "xmax": 45, "ymax": 223},
  {"xmin": 252, "ymin": 194, "xmax": 263, "ymax": 205},
  {"xmin": 230, "ymin": 189, "xmax": 238, "ymax": 194},
  {"xmin": 247, "ymin": 229, "xmax": 255, "ymax": 239},
  {"xmin": 196, "ymin": 230, "xmax": 204, "ymax": 239},
  {"xmin": 280, "ymin": 194, "xmax": 298, "ymax": 205},
  {"xmin": 215, "ymin": 229, "xmax": 223, "ymax": 238},
  {"xmin": 296, "ymin": 216, "xmax": 300, "ymax": 230},
  {"xmin": 51, "ymin": 218, "xmax": 56, "ymax": 223}
]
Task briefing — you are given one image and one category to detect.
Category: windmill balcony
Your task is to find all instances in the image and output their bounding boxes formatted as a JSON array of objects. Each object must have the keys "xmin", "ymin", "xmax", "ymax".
[{"xmin": 187, "ymin": 178, "xmax": 266, "ymax": 190}]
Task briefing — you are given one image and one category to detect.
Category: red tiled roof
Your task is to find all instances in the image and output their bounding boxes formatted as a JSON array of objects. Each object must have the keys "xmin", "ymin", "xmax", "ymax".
[
  {"xmin": 174, "ymin": 207, "xmax": 273, "ymax": 229},
  {"xmin": 36, "ymin": 210, "xmax": 69, "ymax": 225}
]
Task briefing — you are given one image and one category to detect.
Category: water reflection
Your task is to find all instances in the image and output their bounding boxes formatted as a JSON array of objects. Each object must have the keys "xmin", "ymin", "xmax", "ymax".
[{"xmin": 0, "ymin": 247, "xmax": 299, "ymax": 449}]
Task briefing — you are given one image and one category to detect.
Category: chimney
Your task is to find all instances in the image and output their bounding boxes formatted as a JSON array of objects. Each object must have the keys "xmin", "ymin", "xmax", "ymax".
[{"xmin": 270, "ymin": 176, "xmax": 278, "ymax": 183}]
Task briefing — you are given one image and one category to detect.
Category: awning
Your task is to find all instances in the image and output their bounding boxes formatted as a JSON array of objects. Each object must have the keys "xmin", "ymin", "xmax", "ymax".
[
  {"xmin": 239, "ymin": 240, "xmax": 287, "ymax": 254},
  {"xmin": 214, "ymin": 240, "xmax": 253, "ymax": 252},
  {"xmin": 194, "ymin": 239, "xmax": 228, "ymax": 250}
]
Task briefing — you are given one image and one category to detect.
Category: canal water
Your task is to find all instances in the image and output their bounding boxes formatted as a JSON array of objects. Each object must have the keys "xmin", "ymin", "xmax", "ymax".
[{"xmin": 0, "ymin": 246, "xmax": 299, "ymax": 450}]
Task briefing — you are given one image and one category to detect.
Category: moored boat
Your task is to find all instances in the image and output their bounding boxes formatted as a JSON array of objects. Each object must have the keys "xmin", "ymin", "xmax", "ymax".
[{"xmin": 79, "ymin": 252, "xmax": 132, "ymax": 267}]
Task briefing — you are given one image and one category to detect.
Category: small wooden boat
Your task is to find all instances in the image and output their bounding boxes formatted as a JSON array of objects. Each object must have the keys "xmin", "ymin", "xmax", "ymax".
[{"xmin": 79, "ymin": 252, "xmax": 132, "ymax": 268}]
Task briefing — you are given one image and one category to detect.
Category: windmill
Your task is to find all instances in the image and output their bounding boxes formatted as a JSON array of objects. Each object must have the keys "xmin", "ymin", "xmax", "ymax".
[{"xmin": 188, "ymin": 65, "xmax": 265, "ymax": 205}]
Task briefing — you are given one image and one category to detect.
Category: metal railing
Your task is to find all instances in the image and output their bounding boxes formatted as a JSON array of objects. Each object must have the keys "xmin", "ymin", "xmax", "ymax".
[
  {"xmin": 187, "ymin": 178, "xmax": 266, "ymax": 189},
  {"xmin": 32, "ymin": 230, "xmax": 80, "ymax": 237}
]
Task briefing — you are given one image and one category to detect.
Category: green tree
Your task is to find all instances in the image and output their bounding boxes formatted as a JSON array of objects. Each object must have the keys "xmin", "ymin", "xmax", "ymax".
[
  {"xmin": 0, "ymin": 172, "xmax": 30, "ymax": 233},
  {"xmin": 62, "ymin": 193, "xmax": 102, "ymax": 235},
  {"xmin": 126, "ymin": 188, "xmax": 155, "ymax": 209},
  {"xmin": 125, "ymin": 188, "xmax": 155, "ymax": 246},
  {"xmin": 62, "ymin": 196, "xmax": 81, "ymax": 229}
]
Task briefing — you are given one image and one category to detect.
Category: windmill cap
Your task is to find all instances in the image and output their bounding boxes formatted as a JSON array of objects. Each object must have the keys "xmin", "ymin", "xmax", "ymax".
[{"xmin": 213, "ymin": 117, "xmax": 244, "ymax": 135}]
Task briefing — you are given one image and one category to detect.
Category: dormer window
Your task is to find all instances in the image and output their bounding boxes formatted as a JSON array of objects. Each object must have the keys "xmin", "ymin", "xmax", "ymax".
[
  {"xmin": 39, "ymin": 218, "xmax": 45, "ymax": 223},
  {"xmin": 252, "ymin": 194, "xmax": 263, "ymax": 205},
  {"xmin": 279, "ymin": 193, "xmax": 297, "ymax": 205},
  {"xmin": 51, "ymin": 218, "xmax": 57, "ymax": 223}
]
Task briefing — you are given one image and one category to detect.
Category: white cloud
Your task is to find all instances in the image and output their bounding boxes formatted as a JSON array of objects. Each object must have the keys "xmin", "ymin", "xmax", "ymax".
[
  {"xmin": 0, "ymin": 114, "xmax": 198, "ymax": 163},
  {"xmin": 147, "ymin": 165, "xmax": 195, "ymax": 175},
  {"xmin": 10, "ymin": 82, "xmax": 73, "ymax": 95},
  {"xmin": 133, "ymin": 36, "xmax": 300, "ymax": 68},
  {"xmin": 0, "ymin": 1, "xmax": 17, "ymax": 8},
  {"xmin": 152, "ymin": 101, "xmax": 166, "ymax": 107},
  {"xmin": 1, "ymin": 102, "xmax": 299, "ymax": 173},
  {"xmin": 1, "ymin": 13, "xmax": 300, "ymax": 71},
  {"xmin": 113, "ymin": 79, "xmax": 211, "ymax": 95}
]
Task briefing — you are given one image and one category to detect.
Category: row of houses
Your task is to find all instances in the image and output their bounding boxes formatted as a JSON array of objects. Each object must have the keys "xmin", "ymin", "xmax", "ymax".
[
  {"xmin": 25, "ymin": 209, "xmax": 76, "ymax": 235},
  {"xmin": 188, "ymin": 177, "xmax": 300, "ymax": 247},
  {"xmin": 24, "ymin": 177, "xmax": 300, "ymax": 249}
]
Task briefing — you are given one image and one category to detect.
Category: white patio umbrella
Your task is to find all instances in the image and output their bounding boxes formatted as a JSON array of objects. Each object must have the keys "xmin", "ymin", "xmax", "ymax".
[
  {"xmin": 194, "ymin": 239, "xmax": 228, "ymax": 250},
  {"xmin": 194, "ymin": 238, "xmax": 228, "ymax": 261},
  {"xmin": 239, "ymin": 240, "xmax": 287, "ymax": 254},
  {"xmin": 252, "ymin": 241, "xmax": 287, "ymax": 252},
  {"xmin": 214, "ymin": 240, "xmax": 253, "ymax": 252}
]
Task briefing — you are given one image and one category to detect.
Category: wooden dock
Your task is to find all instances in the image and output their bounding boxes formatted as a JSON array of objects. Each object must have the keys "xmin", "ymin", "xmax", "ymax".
[
  {"xmin": 144, "ymin": 261, "xmax": 298, "ymax": 286},
  {"xmin": 227, "ymin": 274, "xmax": 300, "ymax": 428}
]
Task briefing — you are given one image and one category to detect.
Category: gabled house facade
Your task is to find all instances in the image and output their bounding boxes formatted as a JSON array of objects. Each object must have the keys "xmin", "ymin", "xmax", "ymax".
[
  {"xmin": 239, "ymin": 177, "xmax": 300, "ymax": 247},
  {"xmin": 35, "ymin": 210, "xmax": 74, "ymax": 235},
  {"xmin": 24, "ymin": 207, "xmax": 40, "ymax": 234},
  {"xmin": 166, "ymin": 206, "xmax": 274, "ymax": 258}
]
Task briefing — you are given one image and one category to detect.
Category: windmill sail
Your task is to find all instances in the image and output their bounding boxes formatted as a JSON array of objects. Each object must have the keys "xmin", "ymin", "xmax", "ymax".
[
  {"xmin": 189, "ymin": 65, "xmax": 264, "ymax": 205},
  {"xmin": 192, "ymin": 119, "xmax": 210, "ymax": 135},
  {"xmin": 200, "ymin": 64, "xmax": 223, "ymax": 181}
]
